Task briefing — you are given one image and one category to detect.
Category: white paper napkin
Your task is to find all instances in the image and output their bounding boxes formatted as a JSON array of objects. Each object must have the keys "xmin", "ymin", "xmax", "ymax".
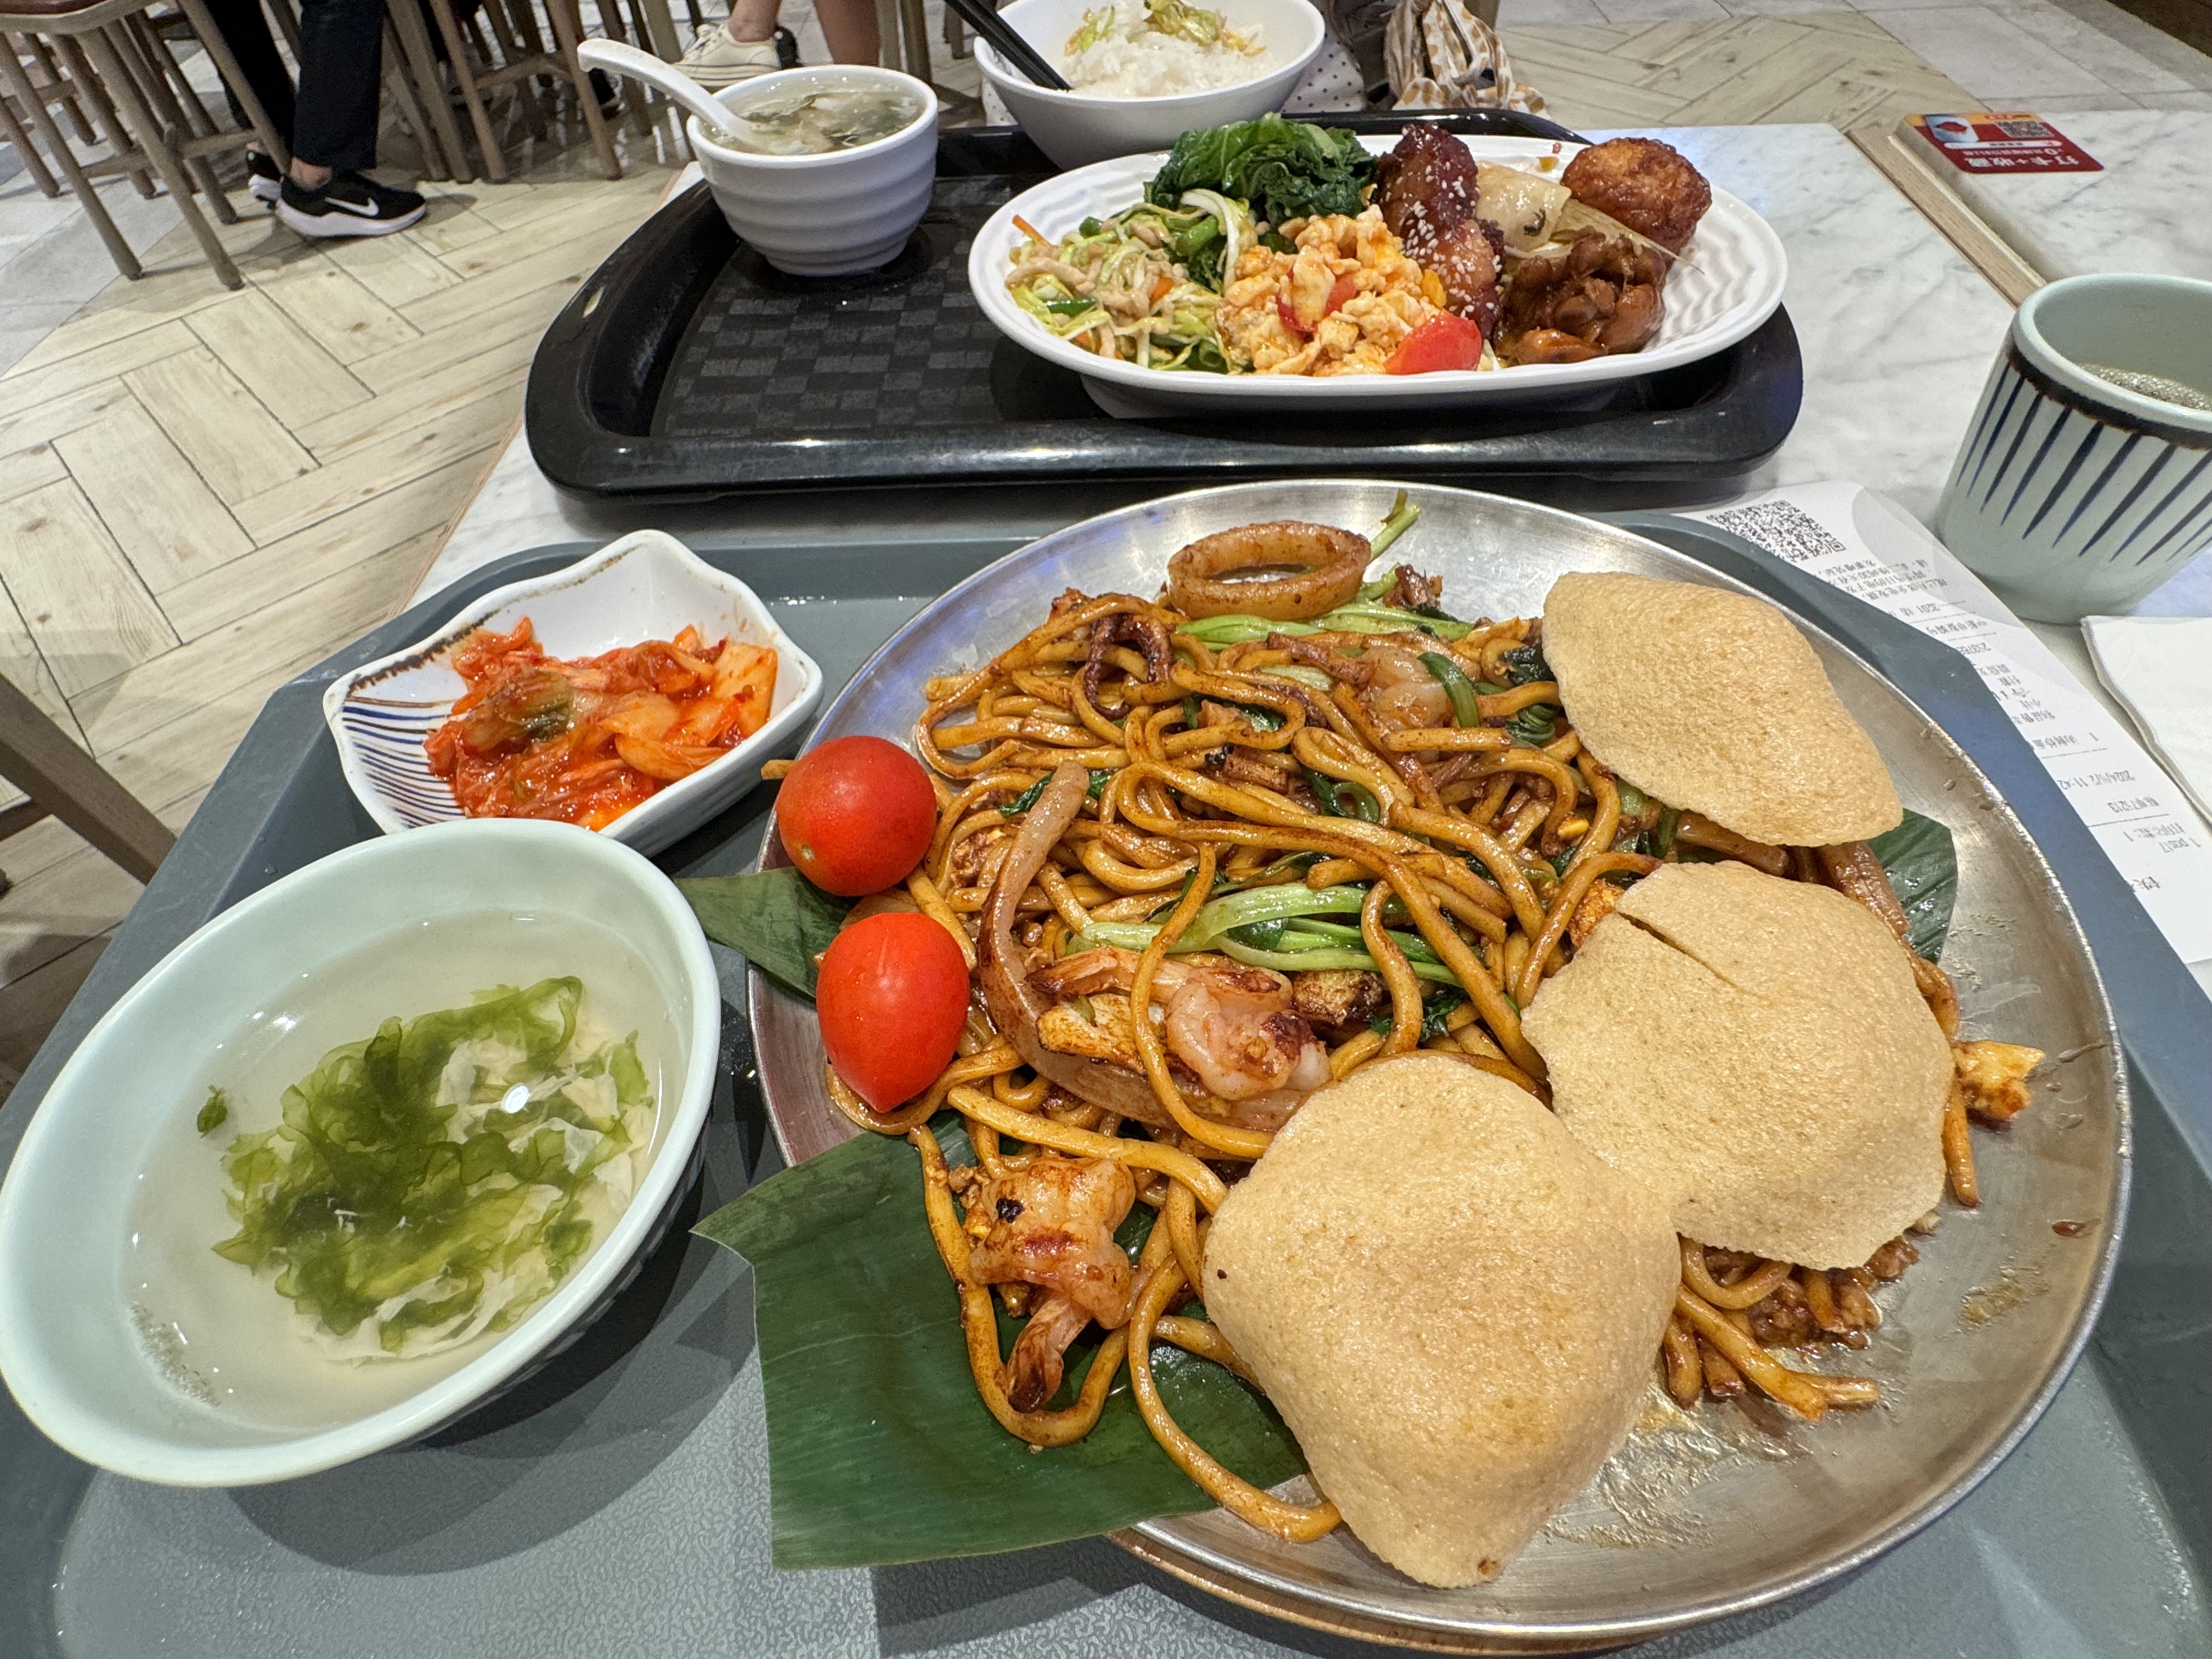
[{"xmin": 2082, "ymin": 614, "xmax": 2212, "ymax": 826}]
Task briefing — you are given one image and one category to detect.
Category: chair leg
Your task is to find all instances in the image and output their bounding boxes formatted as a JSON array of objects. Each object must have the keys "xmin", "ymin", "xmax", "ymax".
[
  {"xmin": 50, "ymin": 33, "xmax": 159, "ymax": 196},
  {"xmin": 264, "ymin": 0, "xmax": 303, "ymax": 58},
  {"xmin": 375, "ymin": 15, "xmax": 447, "ymax": 179},
  {"xmin": 0, "ymin": 44, "xmax": 140, "ymax": 277},
  {"xmin": 898, "ymin": 0, "xmax": 928, "ymax": 80},
  {"xmin": 426, "ymin": 0, "xmax": 509, "ymax": 181},
  {"xmin": 0, "ymin": 75, "xmax": 62, "ymax": 196},
  {"xmin": 0, "ymin": 679, "xmax": 173, "ymax": 884},
  {"xmin": 484, "ymin": 0, "xmax": 548, "ymax": 143},
  {"xmin": 80, "ymin": 26, "xmax": 242, "ymax": 286},
  {"xmin": 25, "ymin": 35, "xmax": 97, "ymax": 145},
  {"xmin": 383, "ymin": 0, "xmax": 475, "ymax": 183},
  {"xmin": 175, "ymin": 0, "xmax": 290, "ymax": 168},
  {"xmin": 543, "ymin": 0, "xmax": 618, "ymax": 178},
  {"xmin": 628, "ymin": 0, "xmax": 678, "ymax": 59},
  {"xmin": 116, "ymin": 14, "xmax": 235, "ymax": 223},
  {"xmin": 618, "ymin": 0, "xmax": 658, "ymax": 131}
]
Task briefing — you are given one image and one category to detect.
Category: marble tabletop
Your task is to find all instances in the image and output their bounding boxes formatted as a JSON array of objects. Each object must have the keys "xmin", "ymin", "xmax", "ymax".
[{"xmin": 1927, "ymin": 109, "xmax": 2212, "ymax": 284}]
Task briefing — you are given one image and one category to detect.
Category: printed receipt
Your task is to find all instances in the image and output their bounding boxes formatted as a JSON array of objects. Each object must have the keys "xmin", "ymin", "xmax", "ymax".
[{"xmin": 1681, "ymin": 481, "xmax": 2212, "ymax": 968}]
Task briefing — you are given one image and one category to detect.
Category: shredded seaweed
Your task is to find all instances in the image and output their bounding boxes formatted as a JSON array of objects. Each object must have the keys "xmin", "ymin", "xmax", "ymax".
[{"xmin": 212, "ymin": 977, "xmax": 654, "ymax": 1356}]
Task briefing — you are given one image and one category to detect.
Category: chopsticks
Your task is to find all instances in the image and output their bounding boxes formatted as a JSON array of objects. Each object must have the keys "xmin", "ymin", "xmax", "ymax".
[{"xmin": 945, "ymin": 0, "xmax": 1072, "ymax": 89}]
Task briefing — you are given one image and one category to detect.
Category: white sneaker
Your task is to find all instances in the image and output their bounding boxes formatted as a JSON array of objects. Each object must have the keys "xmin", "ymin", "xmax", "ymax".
[{"xmin": 675, "ymin": 23, "xmax": 796, "ymax": 88}]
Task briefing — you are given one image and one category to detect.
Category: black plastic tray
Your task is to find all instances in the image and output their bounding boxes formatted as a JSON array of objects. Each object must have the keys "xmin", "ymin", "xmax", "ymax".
[{"xmin": 524, "ymin": 117, "xmax": 1805, "ymax": 503}]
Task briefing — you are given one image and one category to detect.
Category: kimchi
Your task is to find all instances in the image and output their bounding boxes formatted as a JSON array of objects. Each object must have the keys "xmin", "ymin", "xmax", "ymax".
[{"xmin": 424, "ymin": 618, "xmax": 778, "ymax": 828}]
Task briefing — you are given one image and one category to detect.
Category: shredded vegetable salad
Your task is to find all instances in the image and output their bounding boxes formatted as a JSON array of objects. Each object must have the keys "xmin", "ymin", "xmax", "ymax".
[{"xmin": 1007, "ymin": 194, "xmax": 1252, "ymax": 372}]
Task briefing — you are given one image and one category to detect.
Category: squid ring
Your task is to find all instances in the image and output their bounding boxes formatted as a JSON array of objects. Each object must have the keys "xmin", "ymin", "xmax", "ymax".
[{"xmin": 1167, "ymin": 521, "xmax": 1372, "ymax": 622}]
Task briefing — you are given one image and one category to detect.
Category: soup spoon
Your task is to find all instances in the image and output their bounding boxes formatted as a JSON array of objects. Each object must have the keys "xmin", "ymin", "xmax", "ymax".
[{"xmin": 576, "ymin": 39, "xmax": 742, "ymax": 137}]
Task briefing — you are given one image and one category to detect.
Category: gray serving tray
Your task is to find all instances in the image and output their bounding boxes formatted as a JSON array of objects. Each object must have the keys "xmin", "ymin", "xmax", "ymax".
[{"xmin": 2, "ymin": 515, "xmax": 2207, "ymax": 1658}]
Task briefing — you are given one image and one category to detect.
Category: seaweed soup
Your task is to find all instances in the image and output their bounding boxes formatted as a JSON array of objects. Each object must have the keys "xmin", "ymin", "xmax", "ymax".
[{"xmin": 122, "ymin": 910, "xmax": 680, "ymax": 1431}]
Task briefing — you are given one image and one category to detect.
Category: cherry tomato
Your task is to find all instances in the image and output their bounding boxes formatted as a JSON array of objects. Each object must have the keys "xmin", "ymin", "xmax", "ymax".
[
  {"xmin": 776, "ymin": 735, "xmax": 936, "ymax": 896},
  {"xmin": 1279, "ymin": 275, "xmax": 1364, "ymax": 338},
  {"xmin": 1384, "ymin": 313, "xmax": 1486, "ymax": 376},
  {"xmin": 816, "ymin": 912, "xmax": 970, "ymax": 1111}
]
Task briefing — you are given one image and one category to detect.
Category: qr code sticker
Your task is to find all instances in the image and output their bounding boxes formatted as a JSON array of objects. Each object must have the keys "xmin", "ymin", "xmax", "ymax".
[
  {"xmin": 1704, "ymin": 500, "xmax": 1848, "ymax": 565},
  {"xmin": 1995, "ymin": 119, "xmax": 2051, "ymax": 138}
]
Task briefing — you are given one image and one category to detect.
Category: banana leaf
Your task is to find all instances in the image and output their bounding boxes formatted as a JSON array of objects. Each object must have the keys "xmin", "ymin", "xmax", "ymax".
[
  {"xmin": 1870, "ymin": 809, "xmax": 1957, "ymax": 963},
  {"xmin": 694, "ymin": 1119, "xmax": 1305, "ymax": 1568}
]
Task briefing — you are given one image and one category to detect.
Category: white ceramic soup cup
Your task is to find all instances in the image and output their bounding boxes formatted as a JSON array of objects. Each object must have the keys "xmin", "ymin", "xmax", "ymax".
[
  {"xmin": 0, "ymin": 819, "xmax": 719, "ymax": 1486},
  {"xmin": 1934, "ymin": 272, "xmax": 2212, "ymax": 624},
  {"xmin": 978, "ymin": 0, "xmax": 1325, "ymax": 171},
  {"xmin": 689, "ymin": 66, "xmax": 939, "ymax": 276}
]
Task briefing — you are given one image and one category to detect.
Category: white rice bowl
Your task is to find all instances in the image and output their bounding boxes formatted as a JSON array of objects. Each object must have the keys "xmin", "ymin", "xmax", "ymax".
[{"xmin": 1060, "ymin": 0, "xmax": 1269, "ymax": 95}]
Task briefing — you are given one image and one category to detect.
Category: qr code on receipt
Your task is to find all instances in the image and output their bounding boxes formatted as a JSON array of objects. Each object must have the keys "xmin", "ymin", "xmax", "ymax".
[{"xmin": 1704, "ymin": 500, "xmax": 1848, "ymax": 566}]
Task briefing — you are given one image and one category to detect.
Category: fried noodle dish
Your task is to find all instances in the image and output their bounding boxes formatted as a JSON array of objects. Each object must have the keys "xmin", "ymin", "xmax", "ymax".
[
  {"xmin": 424, "ymin": 618, "xmax": 777, "ymax": 828},
  {"xmin": 823, "ymin": 509, "xmax": 2044, "ymax": 1549}
]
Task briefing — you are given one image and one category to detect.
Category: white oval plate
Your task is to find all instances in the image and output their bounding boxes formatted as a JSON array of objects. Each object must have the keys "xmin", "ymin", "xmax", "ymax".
[
  {"xmin": 323, "ymin": 531, "xmax": 825, "ymax": 857},
  {"xmin": 967, "ymin": 136, "xmax": 1789, "ymax": 415}
]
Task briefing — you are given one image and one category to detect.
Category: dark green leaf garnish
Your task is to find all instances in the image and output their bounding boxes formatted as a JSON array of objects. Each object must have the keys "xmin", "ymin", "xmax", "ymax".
[
  {"xmin": 1419, "ymin": 652, "xmax": 1482, "ymax": 727},
  {"xmin": 196, "ymin": 1086, "xmax": 229, "ymax": 1135},
  {"xmin": 1369, "ymin": 985, "xmax": 1468, "ymax": 1042},
  {"xmin": 1869, "ymin": 809, "xmax": 1958, "ymax": 962},
  {"xmin": 1497, "ymin": 643, "xmax": 1553, "ymax": 687},
  {"xmin": 693, "ymin": 1119, "xmax": 1306, "ymax": 1568},
  {"xmin": 680, "ymin": 867, "xmax": 851, "ymax": 999},
  {"xmin": 1302, "ymin": 765, "xmax": 1381, "ymax": 823},
  {"xmin": 1145, "ymin": 114, "xmax": 1375, "ymax": 232},
  {"xmin": 1506, "ymin": 704, "xmax": 1561, "ymax": 746}
]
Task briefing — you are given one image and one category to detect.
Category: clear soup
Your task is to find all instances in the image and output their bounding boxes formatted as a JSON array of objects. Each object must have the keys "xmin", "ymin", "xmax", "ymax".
[{"xmin": 718, "ymin": 72, "xmax": 927, "ymax": 156}]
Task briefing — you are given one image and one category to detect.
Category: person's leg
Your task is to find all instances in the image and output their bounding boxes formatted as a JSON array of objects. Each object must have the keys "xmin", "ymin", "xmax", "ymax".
[
  {"xmin": 674, "ymin": 0, "xmax": 797, "ymax": 86},
  {"xmin": 287, "ymin": 0, "xmax": 385, "ymax": 177},
  {"xmin": 726, "ymin": 0, "xmax": 777, "ymax": 37},
  {"xmin": 193, "ymin": 0, "xmax": 296, "ymax": 145},
  {"xmin": 278, "ymin": 0, "xmax": 427, "ymax": 235},
  {"xmin": 811, "ymin": 0, "xmax": 878, "ymax": 63}
]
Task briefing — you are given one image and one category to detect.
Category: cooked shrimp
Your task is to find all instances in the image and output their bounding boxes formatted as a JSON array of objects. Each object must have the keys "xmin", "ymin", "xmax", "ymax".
[
  {"xmin": 1029, "ymin": 947, "xmax": 1331, "ymax": 1105},
  {"xmin": 1361, "ymin": 640, "xmax": 1454, "ymax": 732},
  {"xmin": 965, "ymin": 1154, "xmax": 1138, "ymax": 1411}
]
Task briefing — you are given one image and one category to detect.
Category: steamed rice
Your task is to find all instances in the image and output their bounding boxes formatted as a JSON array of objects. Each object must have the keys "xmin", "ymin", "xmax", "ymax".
[{"xmin": 1060, "ymin": 1, "xmax": 1267, "ymax": 96}]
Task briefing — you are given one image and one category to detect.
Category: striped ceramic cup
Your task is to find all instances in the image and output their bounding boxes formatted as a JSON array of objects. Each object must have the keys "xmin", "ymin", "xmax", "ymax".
[{"xmin": 1935, "ymin": 273, "xmax": 2212, "ymax": 624}]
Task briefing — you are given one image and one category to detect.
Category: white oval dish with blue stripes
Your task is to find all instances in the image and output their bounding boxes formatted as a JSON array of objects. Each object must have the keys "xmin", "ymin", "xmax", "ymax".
[{"xmin": 321, "ymin": 531, "xmax": 825, "ymax": 856}]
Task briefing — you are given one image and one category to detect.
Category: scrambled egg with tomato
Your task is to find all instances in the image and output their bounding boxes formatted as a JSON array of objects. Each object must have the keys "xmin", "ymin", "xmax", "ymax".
[{"xmin": 1218, "ymin": 208, "xmax": 1448, "ymax": 376}]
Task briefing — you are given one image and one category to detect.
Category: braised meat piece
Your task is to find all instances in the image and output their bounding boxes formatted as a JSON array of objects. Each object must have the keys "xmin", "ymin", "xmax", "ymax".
[
  {"xmin": 1497, "ymin": 233, "xmax": 1670, "ymax": 365},
  {"xmin": 1374, "ymin": 123, "xmax": 1504, "ymax": 338},
  {"xmin": 1291, "ymin": 969, "xmax": 1388, "ymax": 1041},
  {"xmin": 1560, "ymin": 137, "xmax": 1712, "ymax": 255}
]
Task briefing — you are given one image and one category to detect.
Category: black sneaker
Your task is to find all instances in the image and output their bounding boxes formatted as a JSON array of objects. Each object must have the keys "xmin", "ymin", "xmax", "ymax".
[
  {"xmin": 245, "ymin": 148, "xmax": 281, "ymax": 204},
  {"xmin": 277, "ymin": 171, "xmax": 427, "ymax": 239}
]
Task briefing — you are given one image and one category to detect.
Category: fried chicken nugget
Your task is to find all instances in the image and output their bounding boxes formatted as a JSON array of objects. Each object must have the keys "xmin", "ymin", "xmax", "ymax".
[{"xmin": 1560, "ymin": 137, "xmax": 1712, "ymax": 255}]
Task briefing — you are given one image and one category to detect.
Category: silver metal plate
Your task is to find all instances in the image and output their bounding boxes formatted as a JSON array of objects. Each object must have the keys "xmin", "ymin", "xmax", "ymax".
[{"xmin": 747, "ymin": 482, "xmax": 2129, "ymax": 1652}]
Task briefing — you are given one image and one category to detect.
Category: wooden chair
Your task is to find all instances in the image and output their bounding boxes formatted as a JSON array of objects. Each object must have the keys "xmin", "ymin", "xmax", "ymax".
[
  {"xmin": 4, "ymin": 27, "xmax": 159, "ymax": 201},
  {"xmin": 0, "ymin": 678, "xmax": 172, "ymax": 893},
  {"xmin": 425, "ymin": 0, "xmax": 619, "ymax": 182},
  {"xmin": 0, "ymin": 0, "xmax": 287, "ymax": 286}
]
